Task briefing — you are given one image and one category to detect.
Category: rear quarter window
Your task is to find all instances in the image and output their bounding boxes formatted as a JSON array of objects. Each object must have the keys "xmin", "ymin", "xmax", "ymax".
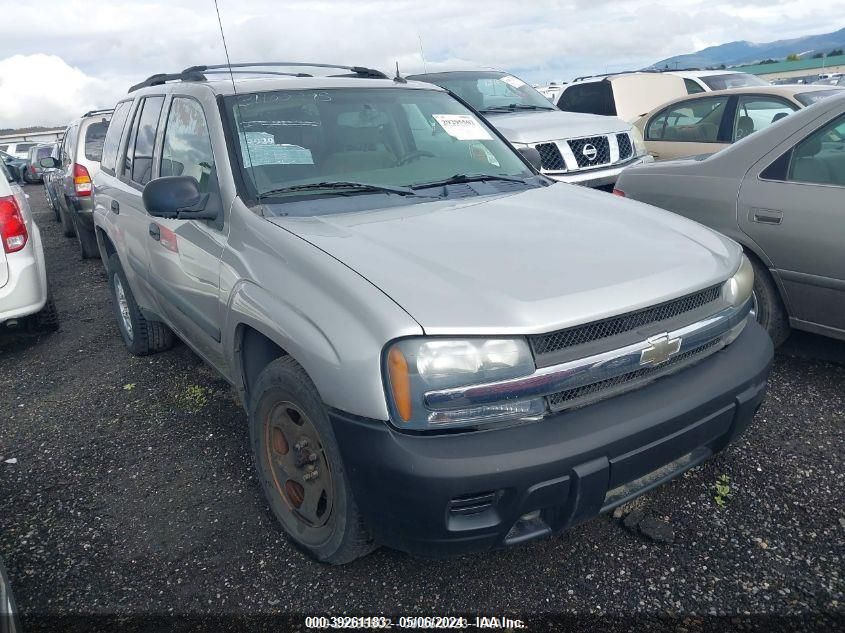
[
  {"xmin": 83, "ymin": 121, "xmax": 110, "ymax": 162},
  {"xmin": 557, "ymin": 81, "xmax": 616, "ymax": 116}
]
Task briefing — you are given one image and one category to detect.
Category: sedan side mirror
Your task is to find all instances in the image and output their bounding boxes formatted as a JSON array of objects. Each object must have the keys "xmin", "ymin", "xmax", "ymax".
[
  {"xmin": 142, "ymin": 176, "xmax": 219, "ymax": 220},
  {"xmin": 39, "ymin": 157, "xmax": 59, "ymax": 169},
  {"xmin": 517, "ymin": 146, "xmax": 543, "ymax": 172},
  {"xmin": 5, "ymin": 165, "xmax": 20, "ymax": 182}
]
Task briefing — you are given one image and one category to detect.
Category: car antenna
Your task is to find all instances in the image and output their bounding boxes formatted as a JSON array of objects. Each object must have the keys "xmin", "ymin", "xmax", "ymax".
[
  {"xmin": 394, "ymin": 61, "xmax": 407, "ymax": 84},
  {"xmin": 213, "ymin": 0, "xmax": 260, "ymax": 206}
]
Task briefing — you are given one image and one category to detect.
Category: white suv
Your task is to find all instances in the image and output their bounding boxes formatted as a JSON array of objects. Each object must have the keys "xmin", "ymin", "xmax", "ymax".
[{"xmin": 0, "ymin": 161, "xmax": 58, "ymax": 332}]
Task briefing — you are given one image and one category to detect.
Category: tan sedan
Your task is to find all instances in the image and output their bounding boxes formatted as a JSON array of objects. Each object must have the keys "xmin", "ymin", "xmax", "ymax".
[{"xmin": 634, "ymin": 85, "xmax": 844, "ymax": 160}]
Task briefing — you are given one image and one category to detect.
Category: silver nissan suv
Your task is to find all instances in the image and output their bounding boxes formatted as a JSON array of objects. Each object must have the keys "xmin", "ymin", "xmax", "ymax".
[{"xmin": 93, "ymin": 62, "xmax": 773, "ymax": 564}]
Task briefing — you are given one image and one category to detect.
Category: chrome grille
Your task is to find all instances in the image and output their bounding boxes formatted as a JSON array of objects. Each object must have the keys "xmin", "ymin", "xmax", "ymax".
[
  {"xmin": 568, "ymin": 136, "xmax": 611, "ymax": 168},
  {"xmin": 547, "ymin": 339, "xmax": 720, "ymax": 411},
  {"xmin": 617, "ymin": 133, "xmax": 633, "ymax": 160},
  {"xmin": 530, "ymin": 285, "xmax": 722, "ymax": 357},
  {"xmin": 536, "ymin": 143, "xmax": 566, "ymax": 171}
]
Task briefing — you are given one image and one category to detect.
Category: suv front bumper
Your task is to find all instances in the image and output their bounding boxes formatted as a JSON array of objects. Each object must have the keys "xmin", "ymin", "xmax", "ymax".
[
  {"xmin": 330, "ymin": 321, "xmax": 772, "ymax": 558},
  {"xmin": 545, "ymin": 155, "xmax": 654, "ymax": 188}
]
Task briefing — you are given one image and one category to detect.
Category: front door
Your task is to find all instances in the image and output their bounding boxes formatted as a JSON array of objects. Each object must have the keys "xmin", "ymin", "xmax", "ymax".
[
  {"xmin": 738, "ymin": 111, "xmax": 845, "ymax": 336},
  {"xmin": 144, "ymin": 96, "xmax": 227, "ymax": 367}
]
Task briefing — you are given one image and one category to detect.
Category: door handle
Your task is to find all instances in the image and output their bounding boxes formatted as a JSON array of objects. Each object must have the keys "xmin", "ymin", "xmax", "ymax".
[
  {"xmin": 749, "ymin": 208, "xmax": 783, "ymax": 225},
  {"xmin": 148, "ymin": 223, "xmax": 161, "ymax": 241},
  {"xmin": 110, "ymin": 200, "xmax": 120, "ymax": 214}
]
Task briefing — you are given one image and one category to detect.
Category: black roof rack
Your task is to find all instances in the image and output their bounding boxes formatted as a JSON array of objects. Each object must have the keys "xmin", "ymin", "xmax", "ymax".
[
  {"xmin": 128, "ymin": 62, "xmax": 388, "ymax": 93},
  {"xmin": 572, "ymin": 69, "xmax": 661, "ymax": 82},
  {"xmin": 82, "ymin": 108, "xmax": 114, "ymax": 117}
]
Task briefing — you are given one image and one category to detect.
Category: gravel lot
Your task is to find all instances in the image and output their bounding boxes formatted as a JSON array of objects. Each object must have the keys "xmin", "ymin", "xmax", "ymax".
[{"xmin": 1, "ymin": 186, "xmax": 843, "ymax": 631}]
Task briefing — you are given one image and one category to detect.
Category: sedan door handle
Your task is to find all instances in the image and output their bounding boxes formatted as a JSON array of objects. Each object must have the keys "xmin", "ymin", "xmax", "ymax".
[
  {"xmin": 110, "ymin": 200, "xmax": 120, "ymax": 214},
  {"xmin": 148, "ymin": 223, "xmax": 161, "ymax": 241},
  {"xmin": 749, "ymin": 208, "xmax": 783, "ymax": 225}
]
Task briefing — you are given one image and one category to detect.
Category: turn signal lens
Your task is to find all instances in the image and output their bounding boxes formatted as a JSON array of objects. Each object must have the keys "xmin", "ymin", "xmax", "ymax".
[
  {"xmin": 612, "ymin": 188, "xmax": 626, "ymax": 197},
  {"xmin": 387, "ymin": 346, "xmax": 412, "ymax": 422}
]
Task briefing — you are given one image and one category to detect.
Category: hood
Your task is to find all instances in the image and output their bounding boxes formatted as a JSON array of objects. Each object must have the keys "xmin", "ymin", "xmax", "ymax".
[
  {"xmin": 486, "ymin": 110, "xmax": 631, "ymax": 144},
  {"xmin": 268, "ymin": 185, "xmax": 740, "ymax": 335}
]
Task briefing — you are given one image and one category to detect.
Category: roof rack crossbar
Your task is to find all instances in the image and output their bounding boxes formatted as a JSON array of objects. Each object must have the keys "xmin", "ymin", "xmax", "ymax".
[{"xmin": 184, "ymin": 62, "xmax": 388, "ymax": 79}]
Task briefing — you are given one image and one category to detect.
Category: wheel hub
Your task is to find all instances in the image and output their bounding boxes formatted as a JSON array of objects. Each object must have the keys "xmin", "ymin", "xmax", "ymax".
[{"xmin": 265, "ymin": 402, "xmax": 333, "ymax": 528}]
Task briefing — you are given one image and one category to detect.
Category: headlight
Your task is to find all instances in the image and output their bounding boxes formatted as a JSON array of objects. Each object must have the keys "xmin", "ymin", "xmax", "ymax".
[
  {"xmin": 722, "ymin": 254, "xmax": 754, "ymax": 308},
  {"xmin": 629, "ymin": 127, "xmax": 648, "ymax": 157},
  {"xmin": 384, "ymin": 337, "xmax": 544, "ymax": 430}
]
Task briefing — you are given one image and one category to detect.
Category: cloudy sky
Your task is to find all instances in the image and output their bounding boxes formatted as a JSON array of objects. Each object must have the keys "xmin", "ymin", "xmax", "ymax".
[{"xmin": 0, "ymin": 0, "xmax": 843, "ymax": 128}]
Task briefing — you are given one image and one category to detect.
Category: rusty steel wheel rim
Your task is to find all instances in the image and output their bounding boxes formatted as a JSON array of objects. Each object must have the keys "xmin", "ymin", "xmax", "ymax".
[{"xmin": 264, "ymin": 401, "xmax": 334, "ymax": 529}]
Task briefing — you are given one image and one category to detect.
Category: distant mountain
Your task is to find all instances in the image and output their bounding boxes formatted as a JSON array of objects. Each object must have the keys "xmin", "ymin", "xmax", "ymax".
[{"xmin": 652, "ymin": 27, "xmax": 845, "ymax": 69}]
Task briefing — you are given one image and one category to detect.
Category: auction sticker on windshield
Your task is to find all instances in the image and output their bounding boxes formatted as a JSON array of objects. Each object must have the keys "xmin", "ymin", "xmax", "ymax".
[
  {"xmin": 432, "ymin": 114, "xmax": 493, "ymax": 141},
  {"xmin": 500, "ymin": 75, "xmax": 526, "ymax": 89}
]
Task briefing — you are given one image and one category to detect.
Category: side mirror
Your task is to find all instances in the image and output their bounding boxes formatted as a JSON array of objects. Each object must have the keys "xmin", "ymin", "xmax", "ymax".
[
  {"xmin": 6, "ymin": 165, "xmax": 20, "ymax": 182},
  {"xmin": 39, "ymin": 157, "xmax": 59, "ymax": 169},
  {"xmin": 142, "ymin": 176, "xmax": 218, "ymax": 220},
  {"xmin": 517, "ymin": 146, "xmax": 543, "ymax": 172}
]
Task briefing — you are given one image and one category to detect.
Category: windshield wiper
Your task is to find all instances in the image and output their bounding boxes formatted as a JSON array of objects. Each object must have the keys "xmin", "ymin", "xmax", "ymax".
[
  {"xmin": 411, "ymin": 173, "xmax": 530, "ymax": 190},
  {"xmin": 261, "ymin": 181, "xmax": 424, "ymax": 197},
  {"xmin": 481, "ymin": 104, "xmax": 555, "ymax": 113}
]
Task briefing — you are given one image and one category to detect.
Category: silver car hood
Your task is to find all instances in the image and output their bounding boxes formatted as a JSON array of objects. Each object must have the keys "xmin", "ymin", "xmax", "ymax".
[
  {"xmin": 269, "ymin": 185, "xmax": 740, "ymax": 335},
  {"xmin": 487, "ymin": 110, "xmax": 630, "ymax": 144}
]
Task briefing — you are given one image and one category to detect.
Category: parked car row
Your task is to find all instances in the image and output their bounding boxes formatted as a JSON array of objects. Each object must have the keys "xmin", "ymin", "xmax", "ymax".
[{"xmin": 8, "ymin": 59, "xmax": 842, "ymax": 568}]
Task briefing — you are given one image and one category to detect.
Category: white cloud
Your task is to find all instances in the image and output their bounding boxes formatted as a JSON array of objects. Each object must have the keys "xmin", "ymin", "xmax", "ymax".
[
  {"xmin": 0, "ymin": 0, "xmax": 843, "ymax": 127},
  {"xmin": 0, "ymin": 54, "xmax": 124, "ymax": 128}
]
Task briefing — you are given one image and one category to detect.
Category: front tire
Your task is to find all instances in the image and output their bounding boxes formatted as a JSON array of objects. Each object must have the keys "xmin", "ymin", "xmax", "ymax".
[
  {"xmin": 748, "ymin": 254, "xmax": 790, "ymax": 347},
  {"xmin": 107, "ymin": 253, "xmax": 174, "ymax": 355},
  {"xmin": 249, "ymin": 356, "xmax": 376, "ymax": 564}
]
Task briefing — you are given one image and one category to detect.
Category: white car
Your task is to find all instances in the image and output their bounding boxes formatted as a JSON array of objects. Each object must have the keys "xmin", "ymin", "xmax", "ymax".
[
  {"xmin": 666, "ymin": 70, "xmax": 770, "ymax": 93},
  {"xmin": 0, "ymin": 141, "xmax": 39, "ymax": 160},
  {"xmin": 0, "ymin": 160, "xmax": 58, "ymax": 332}
]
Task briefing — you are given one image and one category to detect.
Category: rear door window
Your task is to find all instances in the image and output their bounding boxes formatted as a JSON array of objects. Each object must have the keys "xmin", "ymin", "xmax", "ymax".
[
  {"xmin": 83, "ymin": 120, "xmax": 110, "ymax": 162},
  {"xmin": 101, "ymin": 100, "xmax": 133, "ymax": 172},
  {"xmin": 125, "ymin": 96, "xmax": 164, "ymax": 186},
  {"xmin": 646, "ymin": 96, "xmax": 729, "ymax": 142},
  {"xmin": 732, "ymin": 96, "xmax": 797, "ymax": 141},
  {"xmin": 787, "ymin": 115, "xmax": 845, "ymax": 187},
  {"xmin": 557, "ymin": 81, "xmax": 616, "ymax": 116}
]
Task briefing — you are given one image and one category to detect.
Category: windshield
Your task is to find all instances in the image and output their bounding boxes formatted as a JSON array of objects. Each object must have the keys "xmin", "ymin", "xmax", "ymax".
[
  {"xmin": 226, "ymin": 87, "xmax": 533, "ymax": 199},
  {"xmin": 701, "ymin": 73, "xmax": 769, "ymax": 90},
  {"xmin": 408, "ymin": 72, "xmax": 556, "ymax": 113},
  {"xmin": 795, "ymin": 89, "xmax": 844, "ymax": 106}
]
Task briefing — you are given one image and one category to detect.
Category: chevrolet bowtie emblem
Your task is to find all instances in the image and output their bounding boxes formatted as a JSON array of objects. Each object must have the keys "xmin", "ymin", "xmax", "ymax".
[{"xmin": 640, "ymin": 333, "xmax": 682, "ymax": 366}]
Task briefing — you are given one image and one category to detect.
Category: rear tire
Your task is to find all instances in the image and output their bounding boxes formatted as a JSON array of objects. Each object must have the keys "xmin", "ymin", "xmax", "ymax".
[
  {"xmin": 107, "ymin": 253, "xmax": 174, "ymax": 355},
  {"xmin": 249, "ymin": 356, "xmax": 376, "ymax": 564},
  {"xmin": 30, "ymin": 291, "xmax": 59, "ymax": 332},
  {"xmin": 59, "ymin": 201, "xmax": 75, "ymax": 238},
  {"xmin": 75, "ymin": 219, "xmax": 99, "ymax": 259},
  {"xmin": 748, "ymin": 253, "xmax": 790, "ymax": 347}
]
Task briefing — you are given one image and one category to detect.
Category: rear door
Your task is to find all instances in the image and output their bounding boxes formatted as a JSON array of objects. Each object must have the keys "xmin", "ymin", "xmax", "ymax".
[
  {"xmin": 738, "ymin": 110, "xmax": 845, "ymax": 335},
  {"xmin": 144, "ymin": 94, "xmax": 227, "ymax": 366},
  {"xmin": 110, "ymin": 95, "xmax": 167, "ymax": 310},
  {"xmin": 94, "ymin": 99, "xmax": 134, "ymax": 257},
  {"xmin": 644, "ymin": 95, "xmax": 732, "ymax": 160}
]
